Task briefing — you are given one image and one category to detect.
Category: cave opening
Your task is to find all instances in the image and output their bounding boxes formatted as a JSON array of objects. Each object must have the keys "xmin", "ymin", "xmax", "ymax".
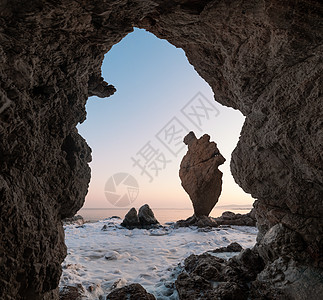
[{"xmin": 77, "ymin": 27, "xmax": 254, "ymax": 221}]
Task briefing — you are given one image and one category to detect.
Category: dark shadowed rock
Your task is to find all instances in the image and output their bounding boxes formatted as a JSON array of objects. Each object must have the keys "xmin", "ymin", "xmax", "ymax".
[
  {"xmin": 214, "ymin": 209, "xmax": 256, "ymax": 226},
  {"xmin": 121, "ymin": 205, "xmax": 159, "ymax": 229},
  {"xmin": 120, "ymin": 208, "xmax": 140, "ymax": 228},
  {"xmin": 257, "ymin": 223, "xmax": 305, "ymax": 262},
  {"xmin": 1, "ymin": 1, "xmax": 322, "ymax": 298},
  {"xmin": 59, "ymin": 285, "xmax": 84, "ymax": 300},
  {"xmin": 176, "ymin": 248, "xmax": 264, "ymax": 299},
  {"xmin": 212, "ymin": 242, "xmax": 243, "ymax": 253},
  {"xmin": 138, "ymin": 204, "xmax": 159, "ymax": 226},
  {"xmin": 175, "ymin": 215, "xmax": 218, "ymax": 228},
  {"xmin": 106, "ymin": 283, "xmax": 156, "ymax": 300},
  {"xmin": 179, "ymin": 132, "xmax": 226, "ymax": 217}
]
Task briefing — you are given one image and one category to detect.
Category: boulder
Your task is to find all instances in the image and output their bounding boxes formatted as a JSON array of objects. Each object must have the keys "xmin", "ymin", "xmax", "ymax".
[
  {"xmin": 179, "ymin": 132, "xmax": 226, "ymax": 217},
  {"xmin": 175, "ymin": 215, "xmax": 218, "ymax": 228},
  {"xmin": 175, "ymin": 248, "xmax": 264, "ymax": 299},
  {"xmin": 59, "ymin": 284, "xmax": 84, "ymax": 300},
  {"xmin": 138, "ymin": 204, "xmax": 159, "ymax": 226},
  {"xmin": 106, "ymin": 283, "xmax": 156, "ymax": 300},
  {"xmin": 212, "ymin": 242, "xmax": 243, "ymax": 253},
  {"xmin": 120, "ymin": 208, "xmax": 140, "ymax": 228},
  {"xmin": 214, "ymin": 209, "xmax": 256, "ymax": 226},
  {"xmin": 121, "ymin": 205, "xmax": 159, "ymax": 229}
]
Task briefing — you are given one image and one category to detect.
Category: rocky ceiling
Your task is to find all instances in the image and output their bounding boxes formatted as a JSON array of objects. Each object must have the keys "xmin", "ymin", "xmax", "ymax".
[{"xmin": 0, "ymin": 0, "xmax": 322, "ymax": 299}]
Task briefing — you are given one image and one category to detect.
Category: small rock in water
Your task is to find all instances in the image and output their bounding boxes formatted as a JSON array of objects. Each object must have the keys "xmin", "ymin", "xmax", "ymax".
[
  {"xmin": 175, "ymin": 215, "xmax": 218, "ymax": 228},
  {"xmin": 105, "ymin": 251, "xmax": 120, "ymax": 261},
  {"xmin": 59, "ymin": 284, "xmax": 85, "ymax": 300},
  {"xmin": 106, "ymin": 283, "xmax": 156, "ymax": 300},
  {"xmin": 63, "ymin": 215, "xmax": 84, "ymax": 226},
  {"xmin": 212, "ymin": 242, "xmax": 243, "ymax": 253}
]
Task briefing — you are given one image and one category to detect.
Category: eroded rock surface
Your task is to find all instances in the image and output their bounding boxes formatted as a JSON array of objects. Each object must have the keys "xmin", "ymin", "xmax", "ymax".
[
  {"xmin": 179, "ymin": 132, "xmax": 226, "ymax": 217},
  {"xmin": 214, "ymin": 209, "xmax": 256, "ymax": 226},
  {"xmin": 106, "ymin": 283, "xmax": 156, "ymax": 300},
  {"xmin": 0, "ymin": 0, "xmax": 322, "ymax": 299},
  {"xmin": 175, "ymin": 248, "xmax": 265, "ymax": 300},
  {"xmin": 175, "ymin": 215, "xmax": 218, "ymax": 228},
  {"xmin": 59, "ymin": 285, "xmax": 84, "ymax": 300}
]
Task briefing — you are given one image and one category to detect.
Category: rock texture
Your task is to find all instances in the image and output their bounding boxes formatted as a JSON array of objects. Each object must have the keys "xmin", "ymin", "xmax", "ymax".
[
  {"xmin": 121, "ymin": 208, "xmax": 140, "ymax": 228},
  {"xmin": 214, "ymin": 209, "xmax": 256, "ymax": 226},
  {"xmin": 175, "ymin": 215, "xmax": 218, "ymax": 228},
  {"xmin": 175, "ymin": 248, "xmax": 265, "ymax": 300},
  {"xmin": 179, "ymin": 132, "xmax": 226, "ymax": 217},
  {"xmin": 121, "ymin": 204, "xmax": 159, "ymax": 229},
  {"xmin": 0, "ymin": 0, "xmax": 322, "ymax": 299},
  {"xmin": 211, "ymin": 242, "xmax": 243, "ymax": 253},
  {"xmin": 59, "ymin": 285, "xmax": 84, "ymax": 300},
  {"xmin": 106, "ymin": 283, "xmax": 156, "ymax": 300},
  {"xmin": 138, "ymin": 204, "xmax": 159, "ymax": 226}
]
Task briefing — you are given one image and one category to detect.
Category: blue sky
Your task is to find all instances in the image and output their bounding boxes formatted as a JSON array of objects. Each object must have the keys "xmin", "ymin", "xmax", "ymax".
[{"xmin": 78, "ymin": 28, "xmax": 254, "ymax": 210}]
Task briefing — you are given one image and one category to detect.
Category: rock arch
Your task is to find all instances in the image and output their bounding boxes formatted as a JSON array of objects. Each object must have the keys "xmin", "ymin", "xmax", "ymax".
[{"xmin": 0, "ymin": 1, "xmax": 322, "ymax": 299}]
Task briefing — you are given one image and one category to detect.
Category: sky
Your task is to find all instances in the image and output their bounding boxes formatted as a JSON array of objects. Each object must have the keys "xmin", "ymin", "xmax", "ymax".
[{"xmin": 77, "ymin": 28, "xmax": 254, "ymax": 210}]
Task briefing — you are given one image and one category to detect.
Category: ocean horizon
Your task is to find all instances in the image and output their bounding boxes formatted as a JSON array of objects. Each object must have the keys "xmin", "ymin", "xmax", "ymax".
[{"xmin": 78, "ymin": 205, "xmax": 253, "ymax": 224}]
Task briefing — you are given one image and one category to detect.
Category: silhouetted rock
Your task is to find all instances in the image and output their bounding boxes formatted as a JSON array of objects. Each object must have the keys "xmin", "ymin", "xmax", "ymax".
[
  {"xmin": 121, "ymin": 205, "xmax": 159, "ymax": 229},
  {"xmin": 121, "ymin": 208, "xmax": 140, "ymax": 228},
  {"xmin": 138, "ymin": 204, "xmax": 159, "ymax": 226},
  {"xmin": 106, "ymin": 283, "xmax": 156, "ymax": 300},
  {"xmin": 175, "ymin": 215, "xmax": 218, "ymax": 228},
  {"xmin": 214, "ymin": 209, "xmax": 256, "ymax": 226},
  {"xmin": 179, "ymin": 132, "xmax": 226, "ymax": 217}
]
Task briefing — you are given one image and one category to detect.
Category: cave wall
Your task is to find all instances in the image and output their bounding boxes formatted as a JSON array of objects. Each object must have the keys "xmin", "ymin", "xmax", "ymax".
[{"xmin": 0, "ymin": 0, "xmax": 322, "ymax": 299}]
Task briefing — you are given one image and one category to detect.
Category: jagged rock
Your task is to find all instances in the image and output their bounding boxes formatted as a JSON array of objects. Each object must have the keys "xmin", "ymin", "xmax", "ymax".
[
  {"xmin": 1, "ymin": 1, "xmax": 322, "ymax": 298},
  {"xmin": 254, "ymin": 258, "xmax": 323, "ymax": 300},
  {"xmin": 120, "ymin": 208, "xmax": 140, "ymax": 228},
  {"xmin": 106, "ymin": 283, "xmax": 156, "ymax": 300},
  {"xmin": 179, "ymin": 132, "xmax": 226, "ymax": 217},
  {"xmin": 214, "ymin": 209, "xmax": 256, "ymax": 226},
  {"xmin": 212, "ymin": 242, "xmax": 243, "ymax": 253},
  {"xmin": 138, "ymin": 204, "xmax": 159, "ymax": 226},
  {"xmin": 63, "ymin": 215, "xmax": 85, "ymax": 226},
  {"xmin": 121, "ymin": 205, "xmax": 159, "ymax": 229},
  {"xmin": 257, "ymin": 223, "xmax": 305, "ymax": 262},
  {"xmin": 175, "ymin": 248, "xmax": 264, "ymax": 300},
  {"xmin": 175, "ymin": 215, "xmax": 218, "ymax": 228},
  {"xmin": 59, "ymin": 285, "xmax": 84, "ymax": 300}
]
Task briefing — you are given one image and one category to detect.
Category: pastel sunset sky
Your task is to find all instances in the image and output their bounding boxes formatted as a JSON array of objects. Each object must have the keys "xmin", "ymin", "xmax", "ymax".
[{"xmin": 78, "ymin": 28, "xmax": 254, "ymax": 210}]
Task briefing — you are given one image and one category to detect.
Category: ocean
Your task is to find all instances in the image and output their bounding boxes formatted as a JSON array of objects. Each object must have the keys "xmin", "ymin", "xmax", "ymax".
[
  {"xmin": 61, "ymin": 217, "xmax": 257, "ymax": 299},
  {"xmin": 77, "ymin": 206, "xmax": 252, "ymax": 224}
]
